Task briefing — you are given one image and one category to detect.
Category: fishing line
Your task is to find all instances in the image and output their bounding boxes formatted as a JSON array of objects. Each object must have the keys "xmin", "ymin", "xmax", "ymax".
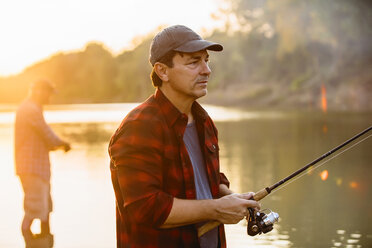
[
  {"xmin": 198, "ymin": 126, "xmax": 371, "ymax": 237},
  {"xmin": 271, "ymin": 134, "xmax": 372, "ymax": 195}
]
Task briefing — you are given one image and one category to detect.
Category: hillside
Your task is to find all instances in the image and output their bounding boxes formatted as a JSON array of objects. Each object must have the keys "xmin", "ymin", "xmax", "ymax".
[{"xmin": 1, "ymin": 0, "xmax": 371, "ymax": 111}]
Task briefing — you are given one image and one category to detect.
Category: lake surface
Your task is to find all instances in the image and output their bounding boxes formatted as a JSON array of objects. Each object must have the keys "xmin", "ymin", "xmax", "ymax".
[{"xmin": 0, "ymin": 103, "xmax": 371, "ymax": 248}]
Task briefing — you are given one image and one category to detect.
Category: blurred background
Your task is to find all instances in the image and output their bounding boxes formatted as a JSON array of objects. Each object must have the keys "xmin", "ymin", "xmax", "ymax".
[
  {"xmin": 0, "ymin": 0, "xmax": 371, "ymax": 247},
  {"xmin": 1, "ymin": 0, "xmax": 371, "ymax": 110}
]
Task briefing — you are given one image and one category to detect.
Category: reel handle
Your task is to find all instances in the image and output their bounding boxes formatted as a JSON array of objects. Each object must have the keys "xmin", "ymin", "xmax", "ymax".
[{"xmin": 197, "ymin": 188, "xmax": 270, "ymax": 237}]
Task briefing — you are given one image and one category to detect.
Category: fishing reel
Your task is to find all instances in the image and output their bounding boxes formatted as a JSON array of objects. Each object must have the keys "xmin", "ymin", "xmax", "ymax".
[{"xmin": 247, "ymin": 208, "xmax": 279, "ymax": 236}]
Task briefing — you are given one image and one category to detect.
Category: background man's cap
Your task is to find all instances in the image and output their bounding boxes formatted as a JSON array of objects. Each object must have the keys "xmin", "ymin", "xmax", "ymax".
[
  {"xmin": 31, "ymin": 79, "xmax": 57, "ymax": 93},
  {"xmin": 149, "ymin": 25, "xmax": 223, "ymax": 66}
]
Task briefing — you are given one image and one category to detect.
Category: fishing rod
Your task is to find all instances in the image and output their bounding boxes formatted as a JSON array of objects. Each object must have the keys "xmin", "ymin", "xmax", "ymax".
[{"xmin": 198, "ymin": 125, "xmax": 372, "ymax": 237}]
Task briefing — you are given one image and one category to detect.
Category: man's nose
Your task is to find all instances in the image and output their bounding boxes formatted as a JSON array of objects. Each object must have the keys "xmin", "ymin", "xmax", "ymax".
[{"xmin": 200, "ymin": 61, "xmax": 211, "ymax": 75}]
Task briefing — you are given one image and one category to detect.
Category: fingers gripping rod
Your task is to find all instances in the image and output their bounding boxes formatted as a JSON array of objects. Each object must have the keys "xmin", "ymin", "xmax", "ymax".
[{"xmin": 197, "ymin": 188, "xmax": 271, "ymax": 237}]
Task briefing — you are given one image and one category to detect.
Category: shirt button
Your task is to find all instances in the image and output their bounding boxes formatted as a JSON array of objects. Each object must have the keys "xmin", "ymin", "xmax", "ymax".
[{"xmin": 212, "ymin": 144, "xmax": 216, "ymax": 150}]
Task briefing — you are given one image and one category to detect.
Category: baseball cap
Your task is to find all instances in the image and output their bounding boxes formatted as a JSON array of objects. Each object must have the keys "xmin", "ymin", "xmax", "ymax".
[{"xmin": 149, "ymin": 25, "xmax": 223, "ymax": 66}]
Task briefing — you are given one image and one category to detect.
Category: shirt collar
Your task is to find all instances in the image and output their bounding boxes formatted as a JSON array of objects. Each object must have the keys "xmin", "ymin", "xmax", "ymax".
[{"xmin": 191, "ymin": 101, "xmax": 208, "ymax": 123}]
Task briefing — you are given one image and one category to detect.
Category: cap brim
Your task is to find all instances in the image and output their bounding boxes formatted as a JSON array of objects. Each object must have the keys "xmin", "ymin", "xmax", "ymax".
[{"xmin": 174, "ymin": 40, "xmax": 223, "ymax": 53}]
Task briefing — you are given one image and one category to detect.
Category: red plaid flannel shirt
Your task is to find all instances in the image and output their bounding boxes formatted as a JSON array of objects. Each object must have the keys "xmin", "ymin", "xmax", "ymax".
[{"xmin": 109, "ymin": 89, "xmax": 229, "ymax": 248}]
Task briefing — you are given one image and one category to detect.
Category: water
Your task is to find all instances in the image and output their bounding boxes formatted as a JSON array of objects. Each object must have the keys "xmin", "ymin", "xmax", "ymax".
[{"xmin": 0, "ymin": 104, "xmax": 371, "ymax": 248}]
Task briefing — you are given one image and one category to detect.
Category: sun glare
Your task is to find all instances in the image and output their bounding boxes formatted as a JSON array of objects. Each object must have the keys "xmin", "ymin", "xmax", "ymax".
[
  {"xmin": 349, "ymin": 181, "xmax": 358, "ymax": 189},
  {"xmin": 0, "ymin": 0, "xmax": 222, "ymax": 76},
  {"xmin": 320, "ymin": 170, "xmax": 328, "ymax": 181}
]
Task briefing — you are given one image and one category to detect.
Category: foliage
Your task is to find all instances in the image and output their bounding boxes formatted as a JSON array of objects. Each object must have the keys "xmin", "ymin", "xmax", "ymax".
[
  {"xmin": 206, "ymin": 0, "xmax": 372, "ymax": 110},
  {"xmin": 0, "ymin": 0, "xmax": 371, "ymax": 110}
]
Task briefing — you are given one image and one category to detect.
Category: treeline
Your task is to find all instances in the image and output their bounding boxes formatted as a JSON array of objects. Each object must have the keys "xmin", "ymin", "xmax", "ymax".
[
  {"xmin": 0, "ymin": 40, "xmax": 155, "ymax": 104},
  {"xmin": 206, "ymin": 0, "xmax": 372, "ymax": 110},
  {"xmin": 1, "ymin": 0, "xmax": 371, "ymax": 110}
]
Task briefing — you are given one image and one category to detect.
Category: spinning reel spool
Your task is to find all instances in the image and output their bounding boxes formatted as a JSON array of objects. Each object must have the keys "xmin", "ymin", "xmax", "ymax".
[{"xmin": 247, "ymin": 208, "xmax": 279, "ymax": 236}]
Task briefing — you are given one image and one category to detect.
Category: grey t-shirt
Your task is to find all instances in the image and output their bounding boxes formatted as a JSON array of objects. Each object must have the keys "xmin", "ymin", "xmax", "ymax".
[{"xmin": 183, "ymin": 121, "xmax": 218, "ymax": 248}]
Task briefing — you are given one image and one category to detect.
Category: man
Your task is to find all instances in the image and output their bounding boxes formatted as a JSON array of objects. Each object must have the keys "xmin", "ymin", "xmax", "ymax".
[
  {"xmin": 109, "ymin": 25, "xmax": 259, "ymax": 248},
  {"xmin": 15, "ymin": 79, "xmax": 70, "ymax": 242}
]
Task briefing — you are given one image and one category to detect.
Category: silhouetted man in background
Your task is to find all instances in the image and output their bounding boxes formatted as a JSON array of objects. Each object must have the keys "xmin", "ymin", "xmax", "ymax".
[{"xmin": 15, "ymin": 79, "xmax": 70, "ymax": 247}]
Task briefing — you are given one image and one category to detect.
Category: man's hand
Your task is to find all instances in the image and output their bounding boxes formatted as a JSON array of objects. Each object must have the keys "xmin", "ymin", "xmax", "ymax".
[
  {"xmin": 62, "ymin": 141, "xmax": 71, "ymax": 152},
  {"xmin": 214, "ymin": 192, "xmax": 260, "ymax": 224}
]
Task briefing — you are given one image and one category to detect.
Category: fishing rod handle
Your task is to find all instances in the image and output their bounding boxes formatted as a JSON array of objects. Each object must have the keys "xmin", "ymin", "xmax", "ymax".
[
  {"xmin": 253, "ymin": 187, "xmax": 270, "ymax": 201},
  {"xmin": 197, "ymin": 188, "xmax": 270, "ymax": 237},
  {"xmin": 197, "ymin": 221, "xmax": 220, "ymax": 237}
]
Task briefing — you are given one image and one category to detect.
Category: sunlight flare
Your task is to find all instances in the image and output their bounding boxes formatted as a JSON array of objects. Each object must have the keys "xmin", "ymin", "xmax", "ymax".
[
  {"xmin": 321, "ymin": 84, "xmax": 327, "ymax": 113},
  {"xmin": 320, "ymin": 170, "xmax": 328, "ymax": 181}
]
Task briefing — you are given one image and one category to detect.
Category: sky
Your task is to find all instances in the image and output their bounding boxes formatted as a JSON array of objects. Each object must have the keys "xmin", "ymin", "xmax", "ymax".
[{"xmin": 0, "ymin": 0, "xmax": 226, "ymax": 76}]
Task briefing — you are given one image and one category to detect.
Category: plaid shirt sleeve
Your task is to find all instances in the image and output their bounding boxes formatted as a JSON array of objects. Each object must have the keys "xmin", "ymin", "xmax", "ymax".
[
  {"xmin": 109, "ymin": 119, "xmax": 174, "ymax": 227},
  {"xmin": 27, "ymin": 106, "xmax": 64, "ymax": 150}
]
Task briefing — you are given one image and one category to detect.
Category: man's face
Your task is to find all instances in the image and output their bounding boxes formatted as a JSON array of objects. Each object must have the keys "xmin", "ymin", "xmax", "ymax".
[
  {"xmin": 166, "ymin": 50, "xmax": 211, "ymax": 100},
  {"xmin": 33, "ymin": 88, "xmax": 53, "ymax": 105}
]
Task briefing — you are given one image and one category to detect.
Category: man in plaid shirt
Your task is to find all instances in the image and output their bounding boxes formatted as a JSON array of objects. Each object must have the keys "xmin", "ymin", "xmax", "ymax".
[
  {"xmin": 15, "ymin": 79, "xmax": 70, "ymax": 242},
  {"xmin": 109, "ymin": 25, "xmax": 260, "ymax": 248}
]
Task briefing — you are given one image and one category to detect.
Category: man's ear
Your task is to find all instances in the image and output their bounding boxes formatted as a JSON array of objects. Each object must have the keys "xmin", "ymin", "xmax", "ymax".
[{"xmin": 154, "ymin": 62, "xmax": 169, "ymax": 82}]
